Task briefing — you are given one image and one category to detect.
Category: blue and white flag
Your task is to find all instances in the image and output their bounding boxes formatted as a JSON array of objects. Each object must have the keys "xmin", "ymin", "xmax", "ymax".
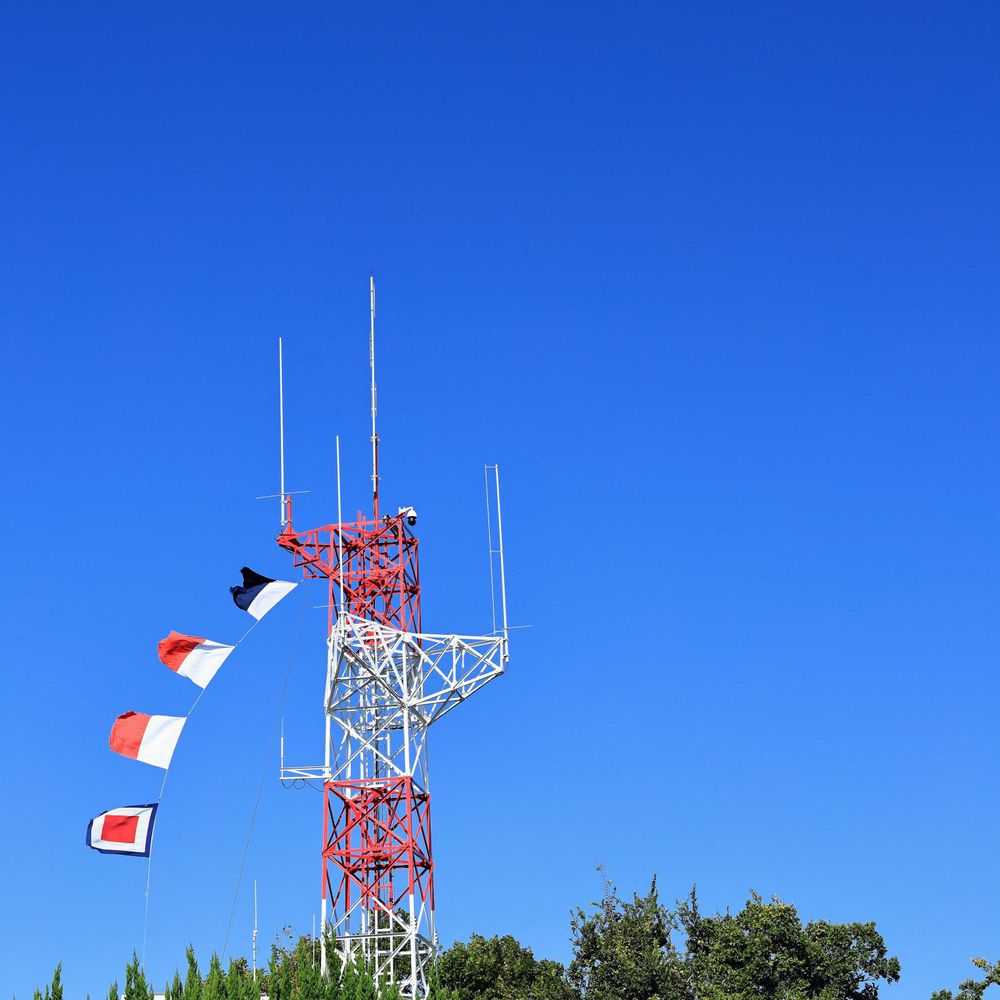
[{"xmin": 231, "ymin": 567, "xmax": 296, "ymax": 620}]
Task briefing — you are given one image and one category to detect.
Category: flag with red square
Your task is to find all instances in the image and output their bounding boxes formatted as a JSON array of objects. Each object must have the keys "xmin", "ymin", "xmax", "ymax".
[{"xmin": 86, "ymin": 804, "xmax": 158, "ymax": 857}]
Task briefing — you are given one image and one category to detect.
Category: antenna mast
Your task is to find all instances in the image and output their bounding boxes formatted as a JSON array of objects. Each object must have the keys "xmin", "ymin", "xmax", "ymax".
[
  {"xmin": 369, "ymin": 275, "xmax": 379, "ymax": 521},
  {"xmin": 277, "ymin": 278, "xmax": 512, "ymax": 997},
  {"xmin": 279, "ymin": 338, "xmax": 287, "ymax": 527},
  {"xmin": 252, "ymin": 879, "xmax": 258, "ymax": 982}
]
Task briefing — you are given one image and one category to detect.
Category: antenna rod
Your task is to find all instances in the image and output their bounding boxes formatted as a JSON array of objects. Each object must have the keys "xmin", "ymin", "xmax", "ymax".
[
  {"xmin": 252, "ymin": 879, "xmax": 258, "ymax": 982},
  {"xmin": 279, "ymin": 338, "xmax": 287, "ymax": 527},
  {"xmin": 369, "ymin": 275, "xmax": 379, "ymax": 521},
  {"xmin": 494, "ymin": 465, "xmax": 510, "ymax": 659},
  {"xmin": 336, "ymin": 435, "xmax": 346, "ymax": 618}
]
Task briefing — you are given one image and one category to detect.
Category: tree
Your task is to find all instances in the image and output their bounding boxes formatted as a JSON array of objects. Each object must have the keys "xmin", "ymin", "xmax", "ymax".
[
  {"xmin": 185, "ymin": 946, "xmax": 203, "ymax": 1000},
  {"xmin": 123, "ymin": 954, "xmax": 151, "ymax": 1000},
  {"xmin": 567, "ymin": 873, "xmax": 899, "ymax": 1000},
  {"xmin": 677, "ymin": 888, "xmax": 901, "ymax": 1000},
  {"xmin": 203, "ymin": 954, "xmax": 226, "ymax": 1000},
  {"xmin": 930, "ymin": 956, "xmax": 1000, "ymax": 1000},
  {"xmin": 439, "ymin": 934, "xmax": 573, "ymax": 1000},
  {"xmin": 29, "ymin": 966, "xmax": 63, "ymax": 1000},
  {"xmin": 569, "ymin": 874, "xmax": 685, "ymax": 1000},
  {"xmin": 165, "ymin": 970, "xmax": 183, "ymax": 1000}
]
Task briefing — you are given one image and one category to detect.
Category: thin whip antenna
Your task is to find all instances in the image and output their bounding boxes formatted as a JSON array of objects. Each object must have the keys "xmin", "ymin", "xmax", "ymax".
[
  {"xmin": 494, "ymin": 465, "xmax": 510, "ymax": 660},
  {"xmin": 279, "ymin": 337, "xmax": 287, "ymax": 527},
  {"xmin": 484, "ymin": 465, "xmax": 497, "ymax": 636},
  {"xmin": 337, "ymin": 435, "xmax": 346, "ymax": 615},
  {"xmin": 369, "ymin": 275, "xmax": 379, "ymax": 521},
  {"xmin": 252, "ymin": 879, "xmax": 258, "ymax": 982}
]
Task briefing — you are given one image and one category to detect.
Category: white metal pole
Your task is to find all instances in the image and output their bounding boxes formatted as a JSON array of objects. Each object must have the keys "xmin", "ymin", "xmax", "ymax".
[
  {"xmin": 484, "ymin": 465, "xmax": 498, "ymax": 636},
  {"xmin": 494, "ymin": 466, "xmax": 510, "ymax": 659},
  {"xmin": 320, "ymin": 895, "xmax": 328, "ymax": 977},
  {"xmin": 369, "ymin": 275, "xmax": 379, "ymax": 519},
  {"xmin": 252, "ymin": 879, "xmax": 258, "ymax": 982},
  {"xmin": 336, "ymin": 435, "xmax": 346, "ymax": 782},
  {"xmin": 336, "ymin": 435, "xmax": 346, "ymax": 618},
  {"xmin": 279, "ymin": 337, "xmax": 286, "ymax": 527}
]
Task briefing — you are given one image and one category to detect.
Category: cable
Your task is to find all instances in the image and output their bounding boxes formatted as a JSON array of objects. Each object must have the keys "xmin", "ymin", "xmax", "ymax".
[
  {"xmin": 222, "ymin": 580, "xmax": 312, "ymax": 960},
  {"xmin": 141, "ymin": 602, "xmax": 283, "ymax": 967}
]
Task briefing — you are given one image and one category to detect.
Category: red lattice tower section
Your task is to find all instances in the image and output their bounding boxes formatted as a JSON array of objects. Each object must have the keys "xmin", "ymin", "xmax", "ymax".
[
  {"xmin": 324, "ymin": 777, "xmax": 434, "ymax": 929},
  {"xmin": 278, "ymin": 502, "xmax": 420, "ymax": 634}
]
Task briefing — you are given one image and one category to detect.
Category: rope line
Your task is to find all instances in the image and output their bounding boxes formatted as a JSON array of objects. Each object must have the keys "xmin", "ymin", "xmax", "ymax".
[
  {"xmin": 222, "ymin": 579, "xmax": 312, "ymax": 960},
  {"xmin": 140, "ymin": 594, "xmax": 292, "ymax": 967}
]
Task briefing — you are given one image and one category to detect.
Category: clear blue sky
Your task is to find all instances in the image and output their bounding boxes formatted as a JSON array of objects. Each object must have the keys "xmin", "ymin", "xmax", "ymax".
[{"xmin": 1, "ymin": 3, "xmax": 998, "ymax": 997}]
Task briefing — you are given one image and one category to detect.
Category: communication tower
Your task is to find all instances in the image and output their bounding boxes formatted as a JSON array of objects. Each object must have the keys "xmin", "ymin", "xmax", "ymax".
[{"xmin": 277, "ymin": 278, "xmax": 509, "ymax": 995}]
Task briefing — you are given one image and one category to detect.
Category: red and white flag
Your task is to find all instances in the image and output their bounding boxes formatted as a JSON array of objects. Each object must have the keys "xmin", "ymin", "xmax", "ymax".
[
  {"xmin": 109, "ymin": 711, "xmax": 186, "ymax": 769},
  {"xmin": 86, "ymin": 804, "xmax": 158, "ymax": 857},
  {"xmin": 158, "ymin": 630, "xmax": 234, "ymax": 688}
]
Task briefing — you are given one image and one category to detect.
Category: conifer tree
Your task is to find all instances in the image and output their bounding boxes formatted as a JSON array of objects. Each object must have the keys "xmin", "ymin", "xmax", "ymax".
[
  {"xmin": 203, "ymin": 955, "xmax": 226, "ymax": 1000},
  {"xmin": 350, "ymin": 954, "xmax": 376, "ymax": 1000},
  {"xmin": 268, "ymin": 946, "xmax": 293, "ymax": 1000},
  {"xmin": 166, "ymin": 970, "xmax": 184, "ymax": 1000},
  {"xmin": 185, "ymin": 945, "xmax": 202, "ymax": 1000},
  {"xmin": 123, "ymin": 954, "xmax": 151, "ymax": 1000}
]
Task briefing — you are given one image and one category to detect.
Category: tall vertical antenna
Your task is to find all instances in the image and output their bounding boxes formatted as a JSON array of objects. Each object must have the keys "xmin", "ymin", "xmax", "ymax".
[
  {"xmin": 279, "ymin": 337, "xmax": 287, "ymax": 527},
  {"xmin": 369, "ymin": 275, "xmax": 380, "ymax": 521},
  {"xmin": 487, "ymin": 464, "xmax": 510, "ymax": 660},
  {"xmin": 336, "ymin": 436, "xmax": 346, "ymax": 616},
  {"xmin": 252, "ymin": 879, "xmax": 258, "ymax": 982}
]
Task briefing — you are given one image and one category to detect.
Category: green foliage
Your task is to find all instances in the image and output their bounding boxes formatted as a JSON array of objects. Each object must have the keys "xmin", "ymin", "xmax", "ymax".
[
  {"xmin": 166, "ymin": 970, "xmax": 183, "ymax": 1000},
  {"xmin": 930, "ymin": 956, "xmax": 1000, "ymax": 1000},
  {"xmin": 203, "ymin": 954, "xmax": 226, "ymax": 1000},
  {"xmin": 25, "ymin": 877, "xmax": 904, "ymax": 1000},
  {"xmin": 440, "ymin": 934, "xmax": 573, "ymax": 1000},
  {"xmin": 563, "ymin": 874, "xmax": 900, "ymax": 1000},
  {"xmin": 568, "ymin": 875, "xmax": 684, "ymax": 1000},
  {"xmin": 30, "ymin": 965, "xmax": 64, "ymax": 1000},
  {"xmin": 678, "ymin": 888, "xmax": 900, "ymax": 1000},
  {"xmin": 185, "ymin": 946, "xmax": 203, "ymax": 1000},
  {"xmin": 124, "ymin": 953, "xmax": 151, "ymax": 1000}
]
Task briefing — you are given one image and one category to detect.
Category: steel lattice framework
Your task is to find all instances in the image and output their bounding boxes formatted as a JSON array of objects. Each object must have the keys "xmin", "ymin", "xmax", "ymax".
[
  {"xmin": 273, "ymin": 277, "xmax": 509, "ymax": 997},
  {"xmin": 278, "ymin": 511, "xmax": 507, "ymax": 995}
]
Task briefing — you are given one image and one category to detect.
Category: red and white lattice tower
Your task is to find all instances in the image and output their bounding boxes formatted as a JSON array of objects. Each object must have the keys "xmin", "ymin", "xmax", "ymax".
[{"xmin": 276, "ymin": 278, "xmax": 509, "ymax": 996}]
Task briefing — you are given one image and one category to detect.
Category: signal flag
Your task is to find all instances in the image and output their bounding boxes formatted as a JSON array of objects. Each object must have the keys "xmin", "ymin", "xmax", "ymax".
[
  {"xmin": 230, "ymin": 566, "xmax": 296, "ymax": 620},
  {"xmin": 109, "ymin": 711, "xmax": 186, "ymax": 769},
  {"xmin": 158, "ymin": 630, "xmax": 234, "ymax": 688},
  {"xmin": 86, "ymin": 804, "xmax": 158, "ymax": 857}
]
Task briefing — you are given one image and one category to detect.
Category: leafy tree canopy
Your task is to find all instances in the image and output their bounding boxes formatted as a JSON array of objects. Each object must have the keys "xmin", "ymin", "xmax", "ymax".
[
  {"xmin": 438, "ymin": 934, "xmax": 574, "ymax": 1000},
  {"xmin": 678, "ymin": 888, "xmax": 900, "ymax": 1000},
  {"xmin": 569, "ymin": 875, "xmax": 900, "ymax": 1000},
  {"xmin": 930, "ymin": 956, "xmax": 1000, "ymax": 1000}
]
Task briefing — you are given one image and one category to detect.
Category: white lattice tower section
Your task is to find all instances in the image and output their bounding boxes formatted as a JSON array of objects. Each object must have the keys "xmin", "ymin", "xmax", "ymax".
[{"xmin": 282, "ymin": 613, "xmax": 507, "ymax": 994}]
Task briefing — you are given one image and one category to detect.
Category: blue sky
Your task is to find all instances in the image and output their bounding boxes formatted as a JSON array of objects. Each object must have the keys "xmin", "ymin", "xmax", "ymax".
[{"xmin": 1, "ymin": 3, "xmax": 999, "ymax": 997}]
